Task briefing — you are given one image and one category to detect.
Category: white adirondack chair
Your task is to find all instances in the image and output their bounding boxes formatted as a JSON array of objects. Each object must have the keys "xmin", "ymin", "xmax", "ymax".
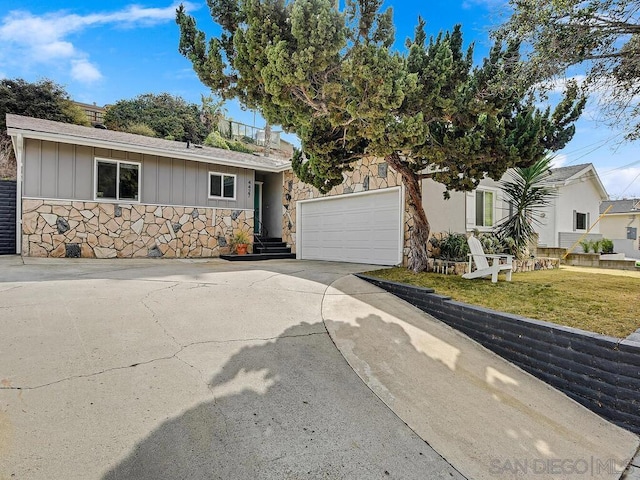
[{"xmin": 462, "ymin": 235, "xmax": 513, "ymax": 283}]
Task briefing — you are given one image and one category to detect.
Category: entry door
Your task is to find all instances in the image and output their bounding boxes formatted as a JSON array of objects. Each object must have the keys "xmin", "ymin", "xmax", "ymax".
[{"xmin": 254, "ymin": 182, "xmax": 263, "ymax": 235}]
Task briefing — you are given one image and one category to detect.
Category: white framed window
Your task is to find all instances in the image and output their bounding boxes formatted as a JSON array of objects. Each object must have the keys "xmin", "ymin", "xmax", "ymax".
[
  {"xmin": 475, "ymin": 190, "xmax": 494, "ymax": 227},
  {"xmin": 209, "ymin": 172, "xmax": 236, "ymax": 200},
  {"xmin": 574, "ymin": 211, "xmax": 588, "ymax": 231},
  {"xmin": 95, "ymin": 158, "xmax": 140, "ymax": 202}
]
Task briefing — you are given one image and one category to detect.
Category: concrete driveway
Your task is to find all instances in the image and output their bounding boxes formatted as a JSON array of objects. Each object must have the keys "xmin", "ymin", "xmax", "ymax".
[{"xmin": 0, "ymin": 257, "xmax": 462, "ymax": 480}]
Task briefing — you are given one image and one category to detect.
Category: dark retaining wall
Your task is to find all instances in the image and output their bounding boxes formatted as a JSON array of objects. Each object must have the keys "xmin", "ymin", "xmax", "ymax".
[{"xmin": 357, "ymin": 274, "xmax": 640, "ymax": 435}]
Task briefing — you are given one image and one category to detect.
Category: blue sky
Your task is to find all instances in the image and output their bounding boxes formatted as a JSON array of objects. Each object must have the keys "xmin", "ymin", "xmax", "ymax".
[{"xmin": 1, "ymin": 0, "xmax": 638, "ymax": 198}]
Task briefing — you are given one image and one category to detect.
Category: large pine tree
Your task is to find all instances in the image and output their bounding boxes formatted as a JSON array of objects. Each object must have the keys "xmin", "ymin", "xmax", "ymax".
[{"xmin": 176, "ymin": 0, "xmax": 584, "ymax": 271}]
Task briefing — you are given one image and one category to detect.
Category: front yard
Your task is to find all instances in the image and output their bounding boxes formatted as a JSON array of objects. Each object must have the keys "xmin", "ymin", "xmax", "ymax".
[{"xmin": 366, "ymin": 267, "xmax": 640, "ymax": 338}]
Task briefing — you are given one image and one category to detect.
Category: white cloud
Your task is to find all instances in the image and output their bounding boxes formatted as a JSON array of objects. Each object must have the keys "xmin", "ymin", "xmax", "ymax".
[
  {"xmin": 600, "ymin": 167, "xmax": 640, "ymax": 198},
  {"xmin": 71, "ymin": 59, "xmax": 103, "ymax": 83},
  {"xmin": 0, "ymin": 2, "xmax": 197, "ymax": 84}
]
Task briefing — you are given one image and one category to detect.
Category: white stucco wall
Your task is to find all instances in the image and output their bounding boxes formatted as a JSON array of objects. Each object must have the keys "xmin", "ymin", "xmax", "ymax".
[
  {"xmin": 422, "ymin": 168, "xmax": 606, "ymax": 248},
  {"xmin": 422, "ymin": 178, "xmax": 466, "ymax": 234},
  {"xmin": 600, "ymin": 213, "xmax": 640, "ymax": 258},
  {"xmin": 422, "ymin": 175, "xmax": 511, "ymax": 235},
  {"xmin": 553, "ymin": 176, "xmax": 604, "ymax": 248}
]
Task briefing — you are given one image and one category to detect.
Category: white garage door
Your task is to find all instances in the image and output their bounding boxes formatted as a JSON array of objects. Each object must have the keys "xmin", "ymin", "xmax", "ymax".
[{"xmin": 298, "ymin": 188, "xmax": 403, "ymax": 265}]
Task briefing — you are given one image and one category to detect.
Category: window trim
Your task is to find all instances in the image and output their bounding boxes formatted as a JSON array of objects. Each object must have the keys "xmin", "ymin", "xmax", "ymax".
[
  {"xmin": 574, "ymin": 211, "xmax": 588, "ymax": 231},
  {"xmin": 474, "ymin": 188, "xmax": 496, "ymax": 228},
  {"xmin": 208, "ymin": 171, "xmax": 237, "ymax": 201},
  {"xmin": 94, "ymin": 157, "xmax": 141, "ymax": 203}
]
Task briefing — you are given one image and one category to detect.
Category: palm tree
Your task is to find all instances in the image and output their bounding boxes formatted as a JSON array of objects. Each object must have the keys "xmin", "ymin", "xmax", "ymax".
[{"xmin": 496, "ymin": 155, "xmax": 555, "ymax": 257}]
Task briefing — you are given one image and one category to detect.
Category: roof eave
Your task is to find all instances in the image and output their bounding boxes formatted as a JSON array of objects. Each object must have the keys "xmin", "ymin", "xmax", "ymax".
[{"xmin": 6, "ymin": 127, "xmax": 291, "ymax": 173}]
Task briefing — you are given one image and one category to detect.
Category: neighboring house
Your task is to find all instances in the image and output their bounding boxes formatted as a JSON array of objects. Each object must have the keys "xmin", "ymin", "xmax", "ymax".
[
  {"xmin": 421, "ymin": 163, "xmax": 609, "ymax": 248},
  {"xmin": 599, "ymin": 199, "xmax": 640, "ymax": 259},
  {"xmin": 5, "ymin": 114, "xmax": 289, "ymax": 259},
  {"xmin": 72, "ymin": 101, "xmax": 107, "ymax": 126}
]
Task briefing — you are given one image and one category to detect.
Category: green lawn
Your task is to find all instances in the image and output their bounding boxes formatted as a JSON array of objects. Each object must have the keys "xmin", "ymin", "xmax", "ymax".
[{"xmin": 365, "ymin": 267, "xmax": 640, "ymax": 338}]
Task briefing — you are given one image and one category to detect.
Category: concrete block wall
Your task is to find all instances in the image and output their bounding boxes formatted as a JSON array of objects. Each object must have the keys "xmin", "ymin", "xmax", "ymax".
[{"xmin": 357, "ymin": 275, "xmax": 640, "ymax": 435}]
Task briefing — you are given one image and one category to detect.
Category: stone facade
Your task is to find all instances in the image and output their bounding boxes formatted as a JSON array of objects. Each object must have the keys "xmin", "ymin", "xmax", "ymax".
[
  {"xmin": 21, "ymin": 199, "xmax": 253, "ymax": 258},
  {"xmin": 282, "ymin": 156, "xmax": 415, "ymax": 264}
]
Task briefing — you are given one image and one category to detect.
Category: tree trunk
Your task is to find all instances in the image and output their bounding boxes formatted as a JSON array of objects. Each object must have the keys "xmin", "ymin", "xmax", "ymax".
[{"xmin": 386, "ymin": 153, "xmax": 431, "ymax": 272}]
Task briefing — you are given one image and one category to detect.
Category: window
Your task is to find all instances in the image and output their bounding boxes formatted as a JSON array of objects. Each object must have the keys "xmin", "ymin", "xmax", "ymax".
[
  {"xmin": 574, "ymin": 211, "xmax": 588, "ymax": 231},
  {"xmin": 209, "ymin": 172, "xmax": 236, "ymax": 200},
  {"xmin": 475, "ymin": 190, "xmax": 494, "ymax": 227},
  {"xmin": 95, "ymin": 159, "xmax": 140, "ymax": 201}
]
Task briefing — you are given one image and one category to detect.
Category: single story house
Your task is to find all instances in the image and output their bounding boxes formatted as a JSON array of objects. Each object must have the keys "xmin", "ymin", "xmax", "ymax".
[
  {"xmin": 6, "ymin": 114, "xmax": 408, "ymax": 265},
  {"xmin": 421, "ymin": 163, "xmax": 608, "ymax": 248},
  {"xmin": 6, "ymin": 114, "xmax": 289, "ymax": 259},
  {"xmin": 599, "ymin": 199, "xmax": 640, "ymax": 259}
]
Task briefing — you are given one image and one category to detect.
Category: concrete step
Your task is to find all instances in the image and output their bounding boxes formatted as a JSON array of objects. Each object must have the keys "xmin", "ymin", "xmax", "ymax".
[{"xmin": 220, "ymin": 252, "xmax": 297, "ymax": 261}]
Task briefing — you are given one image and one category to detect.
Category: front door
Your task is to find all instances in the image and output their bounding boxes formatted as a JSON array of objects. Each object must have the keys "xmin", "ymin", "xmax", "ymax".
[{"xmin": 254, "ymin": 181, "xmax": 263, "ymax": 235}]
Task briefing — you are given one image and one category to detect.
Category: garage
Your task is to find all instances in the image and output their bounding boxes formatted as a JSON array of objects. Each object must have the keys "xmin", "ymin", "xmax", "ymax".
[{"xmin": 297, "ymin": 187, "xmax": 403, "ymax": 265}]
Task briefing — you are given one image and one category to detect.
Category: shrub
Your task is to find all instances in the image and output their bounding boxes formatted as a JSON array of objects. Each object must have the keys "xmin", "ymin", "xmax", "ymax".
[
  {"xmin": 601, "ymin": 238, "xmax": 614, "ymax": 254},
  {"xmin": 227, "ymin": 140, "xmax": 254, "ymax": 153},
  {"xmin": 204, "ymin": 130, "xmax": 230, "ymax": 149},
  {"xmin": 124, "ymin": 123, "xmax": 157, "ymax": 137},
  {"xmin": 591, "ymin": 239, "xmax": 602, "ymax": 253},
  {"xmin": 430, "ymin": 232, "xmax": 469, "ymax": 262},
  {"xmin": 579, "ymin": 240, "xmax": 591, "ymax": 253}
]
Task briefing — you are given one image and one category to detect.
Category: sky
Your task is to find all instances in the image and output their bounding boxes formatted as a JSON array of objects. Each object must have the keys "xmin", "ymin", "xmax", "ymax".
[{"xmin": 1, "ymin": 0, "xmax": 639, "ymax": 198}]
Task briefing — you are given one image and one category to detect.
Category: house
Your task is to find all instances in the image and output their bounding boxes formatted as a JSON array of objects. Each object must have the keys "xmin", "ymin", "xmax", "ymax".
[
  {"xmin": 4, "ymin": 114, "xmax": 412, "ymax": 265},
  {"xmin": 4, "ymin": 113, "xmax": 609, "ymax": 266},
  {"xmin": 599, "ymin": 199, "xmax": 640, "ymax": 259},
  {"xmin": 421, "ymin": 163, "xmax": 609, "ymax": 248},
  {"xmin": 5, "ymin": 114, "xmax": 289, "ymax": 259}
]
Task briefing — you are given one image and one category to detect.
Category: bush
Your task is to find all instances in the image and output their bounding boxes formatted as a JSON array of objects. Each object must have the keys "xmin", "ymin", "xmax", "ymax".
[
  {"xmin": 579, "ymin": 240, "xmax": 591, "ymax": 253},
  {"xmin": 124, "ymin": 123, "xmax": 157, "ymax": 137},
  {"xmin": 601, "ymin": 238, "xmax": 614, "ymax": 254},
  {"xmin": 204, "ymin": 131, "xmax": 230, "ymax": 150},
  {"xmin": 429, "ymin": 232, "xmax": 469, "ymax": 262},
  {"xmin": 227, "ymin": 140, "xmax": 254, "ymax": 153}
]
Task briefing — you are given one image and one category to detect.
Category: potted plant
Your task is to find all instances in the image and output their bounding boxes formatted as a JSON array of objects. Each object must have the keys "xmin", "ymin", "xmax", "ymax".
[{"xmin": 232, "ymin": 230, "xmax": 251, "ymax": 255}]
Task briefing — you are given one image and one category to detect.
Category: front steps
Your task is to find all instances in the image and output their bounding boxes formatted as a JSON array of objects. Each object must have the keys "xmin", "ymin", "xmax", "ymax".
[{"xmin": 220, "ymin": 236, "xmax": 296, "ymax": 261}]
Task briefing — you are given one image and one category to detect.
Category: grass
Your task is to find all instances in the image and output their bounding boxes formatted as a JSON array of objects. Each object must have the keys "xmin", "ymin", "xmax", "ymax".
[{"xmin": 365, "ymin": 267, "xmax": 640, "ymax": 338}]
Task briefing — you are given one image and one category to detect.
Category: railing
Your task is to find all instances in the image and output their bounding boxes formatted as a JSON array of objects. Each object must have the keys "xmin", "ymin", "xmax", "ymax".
[{"xmin": 218, "ymin": 119, "xmax": 280, "ymax": 149}]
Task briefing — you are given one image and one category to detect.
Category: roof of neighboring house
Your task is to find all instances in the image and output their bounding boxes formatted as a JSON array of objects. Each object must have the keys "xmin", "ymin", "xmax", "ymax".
[
  {"xmin": 600, "ymin": 198, "xmax": 640, "ymax": 214},
  {"xmin": 543, "ymin": 162, "xmax": 608, "ymax": 200},
  {"xmin": 5, "ymin": 114, "xmax": 291, "ymax": 173}
]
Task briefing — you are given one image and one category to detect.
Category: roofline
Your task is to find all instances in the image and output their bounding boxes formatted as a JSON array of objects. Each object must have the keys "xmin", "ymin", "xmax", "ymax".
[
  {"xmin": 6, "ymin": 126, "xmax": 291, "ymax": 174},
  {"xmin": 546, "ymin": 164, "xmax": 608, "ymax": 200}
]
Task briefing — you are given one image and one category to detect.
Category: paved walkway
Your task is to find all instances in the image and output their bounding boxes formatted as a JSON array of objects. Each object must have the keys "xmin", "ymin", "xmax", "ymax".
[{"xmin": 0, "ymin": 256, "xmax": 638, "ymax": 479}]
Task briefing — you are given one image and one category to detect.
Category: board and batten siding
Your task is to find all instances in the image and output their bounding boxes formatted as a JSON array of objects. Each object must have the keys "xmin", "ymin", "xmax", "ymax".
[{"xmin": 22, "ymin": 139, "xmax": 254, "ymax": 210}]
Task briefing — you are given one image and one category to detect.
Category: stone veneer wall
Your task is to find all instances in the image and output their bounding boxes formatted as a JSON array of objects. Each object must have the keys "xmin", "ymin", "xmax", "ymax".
[
  {"xmin": 21, "ymin": 199, "xmax": 253, "ymax": 258},
  {"xmin": 283, "ymin": 156, "xmax": 417, "ymax": 265}
]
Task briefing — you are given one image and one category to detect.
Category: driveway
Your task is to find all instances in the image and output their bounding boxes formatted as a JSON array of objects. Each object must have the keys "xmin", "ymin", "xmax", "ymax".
[{"xmin": 0, "ymin": 257, "xmax": 463, "ymax": 480}]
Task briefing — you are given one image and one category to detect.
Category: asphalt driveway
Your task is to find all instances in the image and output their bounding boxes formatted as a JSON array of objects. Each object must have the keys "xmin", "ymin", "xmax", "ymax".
[{"xmin": 0, "ymin": 256, "xmax": 463, "ymax": 480}]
